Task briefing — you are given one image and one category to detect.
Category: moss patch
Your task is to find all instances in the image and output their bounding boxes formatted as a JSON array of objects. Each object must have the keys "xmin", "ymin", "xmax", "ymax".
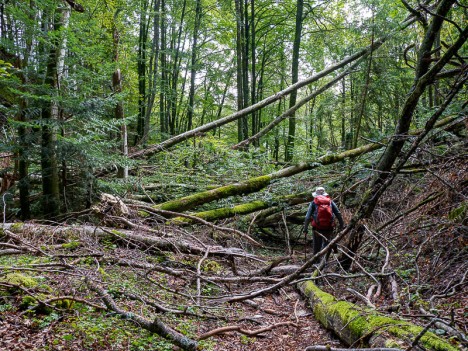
[{"xmin": 2, "ymin": 273, "xmax": 38, "ymax": 288}]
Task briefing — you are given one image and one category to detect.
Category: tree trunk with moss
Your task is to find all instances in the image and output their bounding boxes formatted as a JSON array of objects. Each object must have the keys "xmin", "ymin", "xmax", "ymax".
[
  {"xmin": 155, "ymin": 115, "xmax": 458, "ymax": 214},
  {"xmin": 171, "ymin": 192, "xmax": 311, "ymax": 223},
  {"xmin": 299, "ymin": 281, "xmax": 459, "ymax": 351}
]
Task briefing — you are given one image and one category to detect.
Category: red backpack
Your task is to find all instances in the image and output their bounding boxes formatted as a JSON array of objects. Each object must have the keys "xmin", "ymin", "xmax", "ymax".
[{"xmin": 311, "ymin": 195, "xmax": 334, "ymax": 230}]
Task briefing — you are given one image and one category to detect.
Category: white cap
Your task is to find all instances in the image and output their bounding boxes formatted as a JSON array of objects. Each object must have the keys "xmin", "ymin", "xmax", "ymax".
[{"xmin": 312, "ymin": 186, "xmax": 328, "ymax": 197}]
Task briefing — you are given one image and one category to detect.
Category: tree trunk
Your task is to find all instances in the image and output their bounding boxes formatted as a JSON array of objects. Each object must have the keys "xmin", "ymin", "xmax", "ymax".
[
  {"xmin": 168, "ymin": 0, "xmax": 186, "ymax": 136},
  {"xmin": 144, "ymin": 0, "xmax": 160, "ymax": 144},
  {"xmin": 112, "ymin": 17, "xmax": 128, "ymax": 179},
  {"xmin": 285, "ymin": 0, "xmax": 303, "ymax": 162},
  {"xmin": 159, "ymin": 0, "xmax": 168, "ymax": 136},
  {"xmin": 41, "ymin": 6, "xmax": 67, "ymax": 218},
  {"xmin": 235, "ymin": 0, "xmax": 248, "ymax": 142},
  {"xmin": 171, "ymin": 192, "xmax": 311, "ymax": 223},
  {"xmin": 136, "ymin": 0, "xmax": 148, "ymax": 145},
  {"xmin": 233, "ymin": 58, "xmax": 363, "ymax": 150},
  {"xmin": 186, "ymin": 0, "xmax": 201, "ymax": 131},
  {"xmin": 299, "ymin": 281, "xmax": 458, "ymax": 351},
  {"xmin": 352, "ymin": 13, "xmax": 374, "ymax": 149}
]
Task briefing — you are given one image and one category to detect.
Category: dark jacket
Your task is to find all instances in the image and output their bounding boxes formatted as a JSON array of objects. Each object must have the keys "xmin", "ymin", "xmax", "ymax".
[{"xmin": 303, "ymin": 199, "xmax": 344, "ymax": 232}]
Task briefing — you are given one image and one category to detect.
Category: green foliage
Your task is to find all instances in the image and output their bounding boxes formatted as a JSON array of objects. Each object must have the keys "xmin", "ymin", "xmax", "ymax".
[{"xmin": 0, "ymin": 59, "xmax": 13, "ymax": 77}]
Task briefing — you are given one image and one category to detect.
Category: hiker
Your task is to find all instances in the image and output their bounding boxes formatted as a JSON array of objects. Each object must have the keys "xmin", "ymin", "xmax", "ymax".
[{"xmin": 303, "ymin": 186, "xmax": 345, "ymax": 256}]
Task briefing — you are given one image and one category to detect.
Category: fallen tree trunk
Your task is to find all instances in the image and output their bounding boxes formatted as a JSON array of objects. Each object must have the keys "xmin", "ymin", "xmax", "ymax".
[
  {"xmin": 171, "ymin": 192, "xmax": 310, "ymax": 223},
  {"xmin": 0, "ymin": 223, "xmax": 260, "ymax": 260},
  {"xmin": 155, "ymin": 115, "xmax": 459, "ymax": 213},
  {"xmin": 299, "ymin": 280, "xmax": 459, "ymax": 351}
]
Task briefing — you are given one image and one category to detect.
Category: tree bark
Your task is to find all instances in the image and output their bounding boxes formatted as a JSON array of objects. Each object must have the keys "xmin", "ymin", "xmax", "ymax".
[
  {"xmin": 135, "ymin": 0, "xmax": 148, "ymax": 145},
  {"xmin": 1, "ymin": 223, "xmax": 258, "ymax": 260},
  {"xmin": 171, "ymin": 192, "xmax": 311, "ymax": 223},
  {"xmin": 112, "ymin": 14, "xmax": 128, "ymax": 179},
  {"xmin": 41, "ymin": 6, "xmax": 68, "ymax": 218}
]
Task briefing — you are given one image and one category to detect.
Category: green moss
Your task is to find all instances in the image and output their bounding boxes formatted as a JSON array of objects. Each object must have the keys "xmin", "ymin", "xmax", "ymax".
[
  {"xmin": 20, "ymin": 295, "xmax": 37, "ymax": 309},
  {"xmin": 175, "ymin": 200, "xmax": 269, "ymax": 223},
  {"xmin": 202, "ymin": 260, "xmax": 222, "ymax": 273},
  {"xmin": 448, "ymin": 202, "xmax": 467, "ymax": 222},
  {"xmin": 20, "ymin": 293, "xmax": 53, "ymax": 314},
  {"xmin": 2, "ymin": 273, "xmax": 38, "ymax": 288},
  {"xmin": 10, "ymin": 222, "xmax": 24, "ymax": 232},
  {"xmin": 54, "ymin": 299, "xmax": 75, "ymax": 310},
  {"xmin": 110, "ymin": 229, "xmax": 126, "ymax": 237},
  {"xmin": 62, "ymin": 241, "xmax": 81, "ymax": 250},
  {"xmin": 137, "ymin": 210, "xmax": 151, "ymax": 218}
]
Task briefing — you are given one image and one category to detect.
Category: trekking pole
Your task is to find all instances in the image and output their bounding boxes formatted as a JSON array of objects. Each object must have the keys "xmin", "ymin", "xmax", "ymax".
[{"xmin": 304, "ymin": 228, "xmax": 307, "ymax": 260}]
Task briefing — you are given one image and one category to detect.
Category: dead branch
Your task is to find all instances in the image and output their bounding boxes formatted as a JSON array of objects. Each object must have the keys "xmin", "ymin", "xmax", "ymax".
[
  {"xmin": 154, "ymin": 115, "xmax": 460, "ymax": 215},
  {"xmin": 197, "ymin": 248, "xmax": 210, "ymax": 305},
  {"xmin": 429, "ymin": 269, "xmax": 468, "ymax": 308},
  {"xmin": 197, "ymin": 321, "xmax": 297, "ymax": 340},
  {"xmin": 407, "ymin": 319, "xmax": 436, "ymax": 351},
  {"xmin": 3, "ymin": 223, "xmax": 261, "ymax": 260},
  {"xmin": 218, "ymin": 227, "xmax": 352, "ymax": 304},
  {"xmin": 419, "ymin": 307, "xmax": 468, "ymax": 343},
  {"xmin": 377, "ymin": 192, "xmax": 443, "ymax": 231},
  {"xmin": 346, "ymin": 288, "xmax": 376, "ymax": 309},
  {"xmin": 305, "ymin": 346, "xmax": 403, "ymax": 351}
]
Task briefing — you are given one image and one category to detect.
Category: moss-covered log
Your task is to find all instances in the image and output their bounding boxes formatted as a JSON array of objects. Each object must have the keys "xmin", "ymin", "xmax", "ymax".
[
  {"xmin": 172, "ymin": 192, "xmax": 310, "ymax": 223},
  {"xmin": 299, "ymin": 281, "xmax": 459, "ymax": 351},
  {"xmin": 156, "ymin": 115, "xmax": 458, "ymax": 213}
]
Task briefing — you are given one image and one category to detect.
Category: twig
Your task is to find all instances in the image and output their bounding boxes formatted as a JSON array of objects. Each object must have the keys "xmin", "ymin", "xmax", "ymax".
[
  {"xmin": 429, "ymin": 269, "xmax": 468, "ymax": 308},
  {"xmin": 282, "ymin": 209, "xmax": 291, "ymax": 256},
  {"xmin": 294, "ymin": 299, "xmax": 300, "ymax": 324},
  {"xmin": 419, "ymin": 307, "xmax": 468, "ymax": 343},
  {"xmin": 377, "ymin": 192, "xmax": 442, "ymax": 231}
]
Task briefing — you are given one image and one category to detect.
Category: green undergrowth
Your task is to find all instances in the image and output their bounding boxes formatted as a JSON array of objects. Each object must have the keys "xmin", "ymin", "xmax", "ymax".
[
  {"xmin": 47, "ymin": 311, "xmax": 177, "ymax": 351},
  {"xmin": 99, "ymin": 138, "xmax": 279, "ymax": 205},
  {"xmin": 0, "ymin": 257, "xmax": 217, "ymax": 351}
]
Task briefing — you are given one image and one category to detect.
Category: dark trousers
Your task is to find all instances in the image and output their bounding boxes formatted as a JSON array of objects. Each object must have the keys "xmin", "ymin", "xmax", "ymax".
[{"xmin": 313, "ymin": 228, "xmax": 334, "ymax": 255}]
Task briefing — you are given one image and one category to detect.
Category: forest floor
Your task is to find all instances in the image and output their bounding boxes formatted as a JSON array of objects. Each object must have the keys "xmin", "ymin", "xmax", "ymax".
[
  {"xmin": 1, "ymin": 217, "xmax": 466, "ymax": 351},
  {"xmin": 0, "ymin": 223, "xmax": 346, "ymax": 351},
  {"xmin": 1, "ymin": 144, "xmax": 467, "ymax": 351}
]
